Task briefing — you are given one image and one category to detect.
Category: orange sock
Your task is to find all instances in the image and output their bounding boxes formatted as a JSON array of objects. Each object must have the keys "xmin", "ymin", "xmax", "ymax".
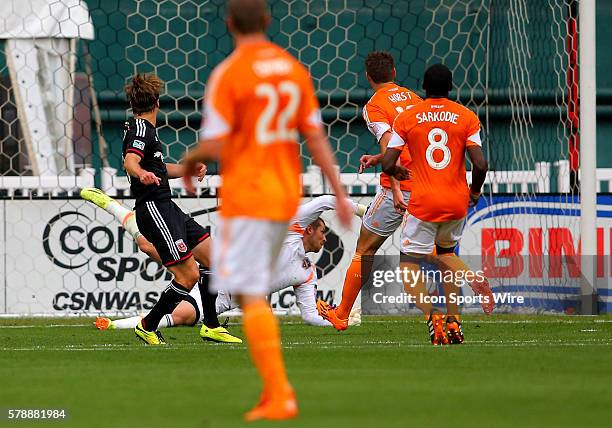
[
  {"xmin": 242, "ymin": 300, "xmax": 292, "ymax": 399},
  {"xmin": 337, "ymin": 254, "xmax": 372, "ymax": 320}
]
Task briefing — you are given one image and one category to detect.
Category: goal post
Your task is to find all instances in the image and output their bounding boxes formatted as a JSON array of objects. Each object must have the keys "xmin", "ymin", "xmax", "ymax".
[{"xmin": 578, "ymin": 0, "xmax": 598, "ymax": 314}]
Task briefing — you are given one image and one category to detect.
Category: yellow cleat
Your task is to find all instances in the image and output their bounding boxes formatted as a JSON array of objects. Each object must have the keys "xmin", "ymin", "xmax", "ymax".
[
  {"xmin": 94, "ymin": 317, "xmax": 116, "ymax": 330},
  {"xmin": 80, "ymin": 187, "xmax": 116, "ymax": 210},
  {"xmin": 134, "ymin": 321, "xmax": 166, "ymax": 345},
  {"xmin": 200, "ymin": 325, "xmax": 243, "ymax": 343}
]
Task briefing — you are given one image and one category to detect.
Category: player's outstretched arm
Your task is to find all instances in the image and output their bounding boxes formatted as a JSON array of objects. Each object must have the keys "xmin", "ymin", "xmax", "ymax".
[
  {"xmin": 466, "ymin": 146, "xmax": 488, "ymax": 205},
  {"xmin": 167, "ymin": 162, "xmax": 207, "ymax": 181},
  {"xmin": 295, "ymin": 195, "xmax": 366, "ymax": 224},
  {"xmin": 359, "ymin": 153, "xmax": 383, "ymax": 172},
  {"xmin": 303, "ymin": 128, "xmax": 352, "ymax": 229},
  {"xmin": 181, "ymin": 139, "xmax": 223, "ymax": 193},
  {"xmin": 293, "ymin": 281, "xmax": 332, "ymax": 327},
  {"xmin": 124, "ymin": 153, "xmax": 160, "ymax": 186}
]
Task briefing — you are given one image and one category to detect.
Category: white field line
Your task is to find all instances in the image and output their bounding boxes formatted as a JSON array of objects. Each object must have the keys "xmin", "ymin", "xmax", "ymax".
[
  {"xmin": 0, "ymin": 324, "xmax": 91, "ymax": 329},
  {"xmin": 281, "ymin": 319, "xmax": 612, "ymax": 325},
  {"xmin": 1, "ymin": 318, "xmax": 612, "ymax": 329},
  {"xmin": 1, "ymin": 338, "xmax": 612, "ymax": 352}
]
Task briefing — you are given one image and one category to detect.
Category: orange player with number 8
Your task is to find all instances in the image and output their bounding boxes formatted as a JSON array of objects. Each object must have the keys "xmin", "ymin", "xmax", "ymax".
[{"xmin": 382, "ymin": 63, "xmax": 490, "ymax": 345}]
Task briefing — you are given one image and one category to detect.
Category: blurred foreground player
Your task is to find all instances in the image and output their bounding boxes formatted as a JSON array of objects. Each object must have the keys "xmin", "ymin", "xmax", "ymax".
[
  {"xmin": 382, "ymin": 64, "xmax": 489, "ymax": 345},
  {"xmin": 181, "ymin": 0, "xmax": 352, "ymax": 421}
]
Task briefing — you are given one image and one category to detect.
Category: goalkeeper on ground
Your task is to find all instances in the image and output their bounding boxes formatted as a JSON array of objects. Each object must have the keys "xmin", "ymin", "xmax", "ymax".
[{"xmin": 81, "ymin": 189, "xmax": 365, "ymax": 330}]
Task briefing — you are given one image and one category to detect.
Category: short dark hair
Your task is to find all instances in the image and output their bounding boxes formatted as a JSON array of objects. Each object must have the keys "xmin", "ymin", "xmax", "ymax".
[
  {"xmin": 125, "ymin": 73, "xmax": 163, "ymax": 114},
  {"xmin": 227, "ymin": 0, "xmax": 269, "ymax": 34},
  {"xmin": 365, "ymin": 51, "xmax": 395, "ymax": 84},
  {"xmin": 309, "ymin": 217, "xmax": 326, "ymax": 231},
  {"xmin": 423, "ymin": 63, "xmax": 452, "ymax": 96}
]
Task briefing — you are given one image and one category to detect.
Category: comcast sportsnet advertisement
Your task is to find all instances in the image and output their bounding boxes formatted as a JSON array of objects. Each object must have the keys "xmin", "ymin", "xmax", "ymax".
[
  {"xmin": 1, "ymin": 198, "xmax": 361, "ymax": 316},
  {"xmin": 1, "ymin": 195, "xmax": 611, "ymax": 315}
]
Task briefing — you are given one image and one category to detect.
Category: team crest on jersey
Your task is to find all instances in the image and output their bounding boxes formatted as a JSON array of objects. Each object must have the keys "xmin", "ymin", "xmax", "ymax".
[
  {"xmin": 154, "ymin": 151, "xmax": 164, "ymax": 160},
  {"xmin": 302, "ymin": 257, "xmax": 312, "ymax": 269},
  {"xmin": 175, "ymin": 239, "xmax": 187, "ymax": 253},
  {"xmin": 133, "ymin": 140, "xmax": 145, "ymax": 150}
]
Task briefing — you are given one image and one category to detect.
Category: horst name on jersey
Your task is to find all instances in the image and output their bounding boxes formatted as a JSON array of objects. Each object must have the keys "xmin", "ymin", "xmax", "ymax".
[{"xmin": 387, "ymin": 91, "xmax": 414, "ymax": 103}]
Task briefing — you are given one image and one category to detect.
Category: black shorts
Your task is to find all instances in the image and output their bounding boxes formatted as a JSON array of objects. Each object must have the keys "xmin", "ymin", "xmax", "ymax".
[{"xmin": 135, "ymin": 200, "xmax": 210, "ymax": 267}]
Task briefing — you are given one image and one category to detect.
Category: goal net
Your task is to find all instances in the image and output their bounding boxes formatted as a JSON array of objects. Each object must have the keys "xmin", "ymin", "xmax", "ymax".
[{"xmin": 0, "ymin": 0, "xmax": 589, "ymax": 317}]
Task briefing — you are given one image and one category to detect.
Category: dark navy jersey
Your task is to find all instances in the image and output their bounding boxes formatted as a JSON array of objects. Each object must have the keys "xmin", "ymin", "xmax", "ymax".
[{"xmin": 122, "ymin": 117, "xmax": 171, "ymax": 207}]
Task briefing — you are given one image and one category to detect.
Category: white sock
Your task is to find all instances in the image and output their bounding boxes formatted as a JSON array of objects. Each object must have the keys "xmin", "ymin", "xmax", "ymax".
[
  {"xmin": 112, "ymin": 314, "xmax": 174, "ymax": 329},
  {"xmin": 112, "ymin": 316, "xmax": 142, "ymax": 329},
  {"xmin": 105, "ymin": 201, "xmax": 140, "ymax": 240},
  {"xmin": 122, "ymin": 212, "xmax": 141, "ymax": 240},
  {"xmin": 106, "ymin": 200, "xmax": 132, "ymax": 224},
  {"xmin": 157, "ymin": 314, "xmax": 175, "ymax": 329}
]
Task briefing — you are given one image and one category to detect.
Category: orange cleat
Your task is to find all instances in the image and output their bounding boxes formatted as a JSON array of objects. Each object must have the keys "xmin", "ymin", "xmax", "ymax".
[
  {"xmin": 244, "ymin": 390, "xmax": 298, "ymax": 422},
  {"xmin": 427, "ymin": 312, "xmax": 449, "ymax": 345},
  {"xmin": 94, "ymin": 317, "xmax": 114, "ymax": 330},
  {"xmin": 470, "ymin": 277, "xmax": 495, "ymax": 315},
  {"xmin": 445, "ymin": 315, "xmax": 464, "ymax": 344},
  {"xmin": 316, "ymin": 299, "xmax": 348, "ymax": 331}
]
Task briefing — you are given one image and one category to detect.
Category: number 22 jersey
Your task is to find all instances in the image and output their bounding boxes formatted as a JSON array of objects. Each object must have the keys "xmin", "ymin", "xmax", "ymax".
[{"xmin": 200, "ymin": 41, "xmax": 323, "ymax": 221}]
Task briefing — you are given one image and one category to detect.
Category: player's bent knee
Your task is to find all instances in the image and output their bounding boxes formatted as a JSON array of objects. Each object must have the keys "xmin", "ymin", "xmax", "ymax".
[
  {"xmin": 356, "ymin": 228, "xmax": 386, "ymax": 255},
  {"xmin": 192, "ymin": 239, "xmax": 212, "ymax": 267},
  {"xmin": 171, "ymin": 266, "xmax": 200, "ymax": 289}
]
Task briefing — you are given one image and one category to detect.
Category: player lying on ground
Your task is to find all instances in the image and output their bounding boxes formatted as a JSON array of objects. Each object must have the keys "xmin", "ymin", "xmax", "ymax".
[
  {"xmin": 83, "ymin": 190, "xmax": 365, "ymax": 329},
  {"xmin": 381, "ymin": 63, "xmax": 489, "ymax": 345}
]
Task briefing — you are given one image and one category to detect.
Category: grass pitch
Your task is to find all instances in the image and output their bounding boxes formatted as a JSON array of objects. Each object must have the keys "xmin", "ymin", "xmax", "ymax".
[{"xmin": 1, "ymin": 315, "xmax": 611, "ymax": 428}]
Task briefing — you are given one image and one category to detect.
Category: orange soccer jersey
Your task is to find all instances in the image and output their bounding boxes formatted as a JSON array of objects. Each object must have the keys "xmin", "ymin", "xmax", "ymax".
[
  {"xmin": 362, "ymin": 83, "xmax": 422, "ymax": 191},
  {"xmin": 388, "ymin": 98, "xmax": 482, "ymax": 222},
  {"xmin": 200, "ymin": 41, "xmax": 323, "ymax": 221}
]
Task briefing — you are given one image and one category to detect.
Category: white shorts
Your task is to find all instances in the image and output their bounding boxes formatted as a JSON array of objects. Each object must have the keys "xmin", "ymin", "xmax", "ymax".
[
  {"xmin": 211, "ymin": 217, "xmax": 289, "ymax": 296},
  {"xmin": 400, "ymin": 214, "xmax": 466, "ymax": 254},
  {"xmin": 270, "ymin": 240, "xmax": 315, "ymax": 293},
  {"xmin": 362, "ymin": 186, "xmax": 411, "ymax": 237}
]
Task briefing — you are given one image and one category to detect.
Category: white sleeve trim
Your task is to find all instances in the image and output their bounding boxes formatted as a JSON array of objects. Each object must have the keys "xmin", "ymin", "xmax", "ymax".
[
  {"xmin": 306, "ymin": 108, "xmax": 323, "ymax": 130},
  {"xmin": 362, "ymin": 105, "xmax": 391, "ymax": 142},
  {"xmin": 367, "ymin": 122, "xmax": 391, "ymax": 142},
  {"xmin": 387, "ymin": 131, "xmax": 406, "ymax": 149},
  {"xmin": 467, "ymin": 130, "xmax": 482, "ymax": 147},
  {"xmin": 199, "ymin": 102, "xmax": 230, "ymax": 140}
]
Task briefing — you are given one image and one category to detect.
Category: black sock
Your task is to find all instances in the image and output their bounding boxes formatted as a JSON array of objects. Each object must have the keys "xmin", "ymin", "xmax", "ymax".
[
  {"xmin": 198, "ymin": 267, "xmax": 220, "ymax": 328},
  {"xmin": 142, "ymin": 280, "xmax": 190, "ymax": 331}
]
